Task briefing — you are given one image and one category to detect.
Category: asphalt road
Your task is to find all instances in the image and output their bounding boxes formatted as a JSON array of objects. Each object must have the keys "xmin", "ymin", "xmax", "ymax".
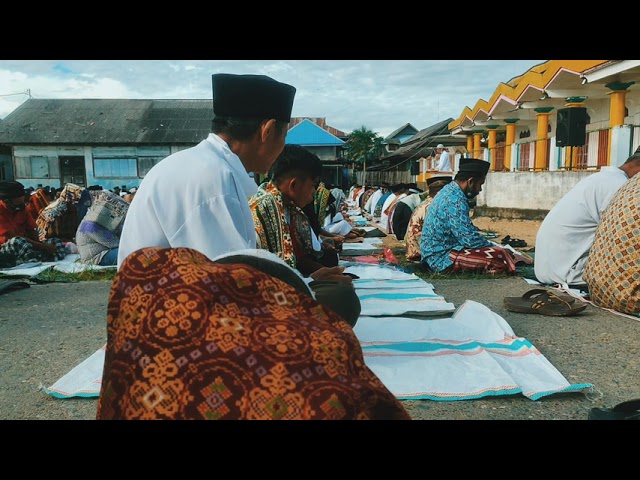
[{"xmin": 1, "ymin": 276, "xmax": 639, "ymax": 421}]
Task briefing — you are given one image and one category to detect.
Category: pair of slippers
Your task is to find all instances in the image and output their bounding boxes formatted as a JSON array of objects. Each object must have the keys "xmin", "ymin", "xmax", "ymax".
[
  {"xmin": 501, "ymin": 235, "xmax": 527, "ymax": 248},
  {"xmin": 589, "ymin": 399, "xmax": 640, "ymax": 420},
  {"xmin": 503, "ymin": 288, "xmax": 587, "ymax": 316}
]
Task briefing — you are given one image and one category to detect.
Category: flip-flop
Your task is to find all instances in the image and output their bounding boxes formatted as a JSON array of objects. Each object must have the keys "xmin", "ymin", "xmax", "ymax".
[
  {"xmin": 503, "ymin": 288, "xmax": 586, "ymax": 316},
  {"xmin": 588, "ymin": 399, "xmax": 640, "ymax": 420},
  {"xmin": 0, "ymin": 280, "xmax": 31, "ymax": 295}
]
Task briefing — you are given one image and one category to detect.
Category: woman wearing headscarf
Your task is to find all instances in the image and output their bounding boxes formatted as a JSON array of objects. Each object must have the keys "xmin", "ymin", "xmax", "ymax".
[
  {"xmin": 36, "ymin": 183, "xmax": 85, "ymax": 242},
  {"xmin": 76, "ymin": 190, "xmax": 129, "ymax": 266}
]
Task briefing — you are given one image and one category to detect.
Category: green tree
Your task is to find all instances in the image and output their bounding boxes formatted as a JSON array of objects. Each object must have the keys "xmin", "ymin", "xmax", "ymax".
[
  {"xmin": 345, "ymin": 126, "xmax": 385, "ymax": 166},
  {"xmin": 345, "ymin": 126, "xmax": 385, "ymax": 188}
]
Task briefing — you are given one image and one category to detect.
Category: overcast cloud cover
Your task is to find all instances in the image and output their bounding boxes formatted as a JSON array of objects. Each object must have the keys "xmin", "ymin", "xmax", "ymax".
[{"xmin": 0, "ymin": 60, "xmax": 545, "ymax": 138}]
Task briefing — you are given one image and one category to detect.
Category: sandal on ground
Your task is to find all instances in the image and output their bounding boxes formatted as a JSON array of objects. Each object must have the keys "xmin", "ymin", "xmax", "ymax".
[
  {"xmin": 503, "ymin": 288, "xmax": 586, "ymax": 316},
  {"xmin": 0, "ymin": 280, "xmax": 30, "ymax": 295},
  {"xmin": 501, "ymin": 235, "xmax": 527, "ymax": 248},
  {"xmin": 588, "ymin": 399, "xmax": 640, "ymax": 420}
]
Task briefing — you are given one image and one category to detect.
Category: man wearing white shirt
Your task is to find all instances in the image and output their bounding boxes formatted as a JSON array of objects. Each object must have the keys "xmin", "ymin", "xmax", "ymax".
[
  {"xmin": 534, "ymin": 152, "xmax": 640, "ymax": 287},
  {"xmin": 117, "ymin": 73, "xmax": 296, "ymax": 269},
  {"xmin": 434, "ymin": 144, "xmax": 452, "ymax": 172}
]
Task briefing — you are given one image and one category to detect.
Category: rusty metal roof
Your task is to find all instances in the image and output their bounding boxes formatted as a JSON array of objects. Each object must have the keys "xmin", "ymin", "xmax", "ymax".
[{"xmin": 0, "ymin": 98, "xmax": 213, "ymax": 145}]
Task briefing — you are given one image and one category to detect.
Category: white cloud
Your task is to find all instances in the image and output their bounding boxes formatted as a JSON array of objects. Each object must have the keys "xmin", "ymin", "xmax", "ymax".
[{"xmin": 0, "ymin": 60, "xmax": 545, "ymax": 137}]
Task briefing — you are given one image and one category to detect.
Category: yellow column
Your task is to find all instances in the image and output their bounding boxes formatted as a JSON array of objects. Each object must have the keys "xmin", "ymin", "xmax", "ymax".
[
  {"xmin": 504, "ymin": 119, "xmax": 518, "ymax": 170},
  {"xmin": 534, "ymin": 107, "xmax": 553, "ymax": 171},
  {"xmin": 466, "ymin": 135, "xmax": 474, "ymax": 155},
  {"xmin": 486, "ymin": 125, "xmax": 499, "ymax": 171},
  {"xmin": 609, "ymin": 90, "xmax": 628, "ymax": 127},
  {"xmin": 473, "ymin": 132, "xmax": 483, "ymax": 158}
]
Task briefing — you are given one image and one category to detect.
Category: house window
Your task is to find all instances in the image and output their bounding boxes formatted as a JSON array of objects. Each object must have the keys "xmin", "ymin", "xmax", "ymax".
[
  {"xmin": 94, "ymin": 158, "xmax": 138, "ymax": 178},
  {"xmin": 138, "ymin": 157, "xmax": 165, "ymax": 177},
  {"xmin": 30, "ymin": 156, "xmax": 50, "ymax": 178}
]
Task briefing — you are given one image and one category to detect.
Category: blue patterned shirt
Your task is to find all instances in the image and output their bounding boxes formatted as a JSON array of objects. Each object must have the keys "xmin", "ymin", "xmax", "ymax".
[{"xmin": 420, "ymin": 181, "xmax": 491, "ymax": 271}]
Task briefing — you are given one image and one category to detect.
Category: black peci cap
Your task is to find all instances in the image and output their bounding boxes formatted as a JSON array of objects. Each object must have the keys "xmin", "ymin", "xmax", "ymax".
[
  {"xmin": 0, "ymin": 180, "xmax": 25, "ymax": 200},
  {"xmin": 457, "ymin": 157, "xmax": 490, "ymax": 176},
  {"xmin": 212, "ymin": 73, "xmax": 297, "ymax": 122}
]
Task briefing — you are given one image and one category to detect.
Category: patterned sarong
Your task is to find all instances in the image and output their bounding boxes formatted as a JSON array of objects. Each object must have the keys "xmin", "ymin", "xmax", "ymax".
[
  {"xmin": 0, "ymin": 236, "xmax": 66, "ymax": 264},
  {"xmin": 96, "ymin": 247, "xmax": 410, "ymax": 420},
  {"xmin": 405, "ymin": 197, "xmax": 433, "ymax": 262},
  {"xmin": 446, "ymin": 246, "xmax": 516, "ymax": 275}
]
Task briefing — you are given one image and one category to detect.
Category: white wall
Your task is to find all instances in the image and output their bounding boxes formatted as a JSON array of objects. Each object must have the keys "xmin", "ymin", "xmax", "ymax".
[{"xmin": 477, "ymin": 170, "xmax": 593, "ymax": 211}]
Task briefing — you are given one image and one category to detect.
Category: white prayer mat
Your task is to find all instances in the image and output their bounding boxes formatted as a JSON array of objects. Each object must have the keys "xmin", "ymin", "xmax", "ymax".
[
  {"xmin": 0, "ymin": 254, "xmax": 114, "ymax": 277},
  {"xmin": 355, "ymin": 300, "xmax": 593, "ymax": 401},
  {"xmin": 348, "ymin": 264, "xmax": 455, "ymax": 317},
  {"xmin": 42, "ymin": 345, "xmax": 105, "ymax": 398},
  {"xmin": 345, "ymin": 264, "xmax": 422, "ymax": 281},
  {"xmin": 44, "ymin": 264, "xmax": 590, "ymax": 402},
  {"xmin": 353, "ymin": 278, "xmax": 434, "ymax": 290},
  {"xmin": 340, "ymin": 243, "xmax": 384, "ymax": 256},
  {"xmin": 356, "ymin": 285, "xmax": 455, "ymax": 317}
]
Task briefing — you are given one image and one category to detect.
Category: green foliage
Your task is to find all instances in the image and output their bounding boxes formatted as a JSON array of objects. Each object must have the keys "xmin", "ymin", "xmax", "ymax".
[
  {"xmin": 30, "ymin": 268, "xmax": 116, "ymax": 283},
  {"xmin": 345, "ymin": 126, "xmax": 385, "ymax": 165},
  {"xmin": 393, "ymin": 247, "xmax": 530, "ymax": 280}
]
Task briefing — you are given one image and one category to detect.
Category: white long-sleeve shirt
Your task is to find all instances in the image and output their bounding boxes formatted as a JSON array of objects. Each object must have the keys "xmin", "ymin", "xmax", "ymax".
[
  {"xmin": 436, "ymin": 150, "xmax": 452, "ymax": 172},
  {"xmin": 117, "ymin": 133, "xmax": 258, "ymax": 269},
  {"xmin": 534, "ymin": 166, "xmax": 629, "ymax": 285}
]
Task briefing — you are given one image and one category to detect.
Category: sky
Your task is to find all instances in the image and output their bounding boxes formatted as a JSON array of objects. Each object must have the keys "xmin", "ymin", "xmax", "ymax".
[{"xmin": 0, "ymin": 60, "xmax": 546, "ymax": 138}]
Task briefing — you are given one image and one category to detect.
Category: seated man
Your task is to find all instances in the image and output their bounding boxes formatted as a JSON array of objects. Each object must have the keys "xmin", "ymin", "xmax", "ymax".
[
  {"xmin": 0, "ymin": 181, "xmax": 66, "ymax": 266},
  {"xmin": 420, "ymin": 158, "xmax": 516, "ymax": 274},
  {"xmin": 323, "ymin": 193, "xmax": 355, "ymax": 237},
  {"xmin": 403, "ymin": 177, "xmax": 451, "ymax": 259},
  {"xmin": 75, "ymin": 190, "xmax": 129, "ymax": 266},
  {"xmin": 97, "ymin": 246, "xmax": 410, "ymax": 420},
  {"xmin": 391, "ymin": 185, "xmax": 424, "ymax": 241},
  {"xmin": 249, "ymin": 144, "xmax": 361, "ymax": 326},
  {"xmin": 583, "ymin": 172, "xmax": 640, "ymax": 315},
  {"xmin": 535, "ymin": 151, "xmax": 640, "ymax": 287},
  {"xmin": 379, "ymin": 183, "xmax": 405, "ymax": 233},
  {"xmin": 35, "ymin": 183, "xmax": 85, "ymax": 243}
]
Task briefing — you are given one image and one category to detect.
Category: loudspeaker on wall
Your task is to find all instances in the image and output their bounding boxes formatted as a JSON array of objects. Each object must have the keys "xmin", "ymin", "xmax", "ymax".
[{"xmin": 556, "ymin": 107, "xmax": 590, "ymax": 147}]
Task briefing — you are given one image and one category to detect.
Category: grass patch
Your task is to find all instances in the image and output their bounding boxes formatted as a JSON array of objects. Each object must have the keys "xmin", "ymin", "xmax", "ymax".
[
  {"xmin": 31, "ymin": 268, "xmax": 117, "ymax": 283},
  {"xmin": 391, "ymin": 247, "xmax": 530, "ymax": 281}
]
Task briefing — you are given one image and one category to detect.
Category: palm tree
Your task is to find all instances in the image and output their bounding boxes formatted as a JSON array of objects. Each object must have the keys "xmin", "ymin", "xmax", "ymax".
[{"xmin": 344, "ymin": 126, "xmax": 385, "ymax": 189}]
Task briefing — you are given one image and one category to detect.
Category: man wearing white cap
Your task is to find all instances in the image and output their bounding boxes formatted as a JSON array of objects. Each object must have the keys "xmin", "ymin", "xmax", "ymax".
[{"xmin": 434, "ymin": 144, "xmax": 452, "ymax": 172}]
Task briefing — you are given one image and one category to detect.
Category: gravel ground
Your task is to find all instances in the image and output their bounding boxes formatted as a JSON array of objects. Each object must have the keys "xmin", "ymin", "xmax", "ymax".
[{"xmin": 1, "ymin": 274, "xmax": 639, "ymax": 421}]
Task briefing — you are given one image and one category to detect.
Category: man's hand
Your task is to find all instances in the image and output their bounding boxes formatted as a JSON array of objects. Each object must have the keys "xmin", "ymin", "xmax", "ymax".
[{"xmin": 309, "ymin": 266, "xmax": 353, "ymax": 284}]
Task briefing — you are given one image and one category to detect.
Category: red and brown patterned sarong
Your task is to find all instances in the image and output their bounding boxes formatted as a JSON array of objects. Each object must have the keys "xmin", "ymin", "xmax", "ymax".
[
  {"xmin": 447, "ymin": 246, "xmax": 516, "ymax": 274},
  {"xmin": 97, "ymin": 247, "xmax": 410, "ymax": 420}
]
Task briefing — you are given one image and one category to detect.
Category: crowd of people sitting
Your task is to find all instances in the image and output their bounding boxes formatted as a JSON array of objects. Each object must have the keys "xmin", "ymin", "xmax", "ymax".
[{"xmin": 0, "ymin": 182, "xmax": 137, "ymax": 268}]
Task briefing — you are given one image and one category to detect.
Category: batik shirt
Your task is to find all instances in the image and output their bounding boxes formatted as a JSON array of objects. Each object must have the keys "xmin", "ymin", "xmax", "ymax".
[
  {"xmin": 313, "ymin": 184, "xmax": 332, "ymax": 227},
  {"xmin": 420, "ymin": 181, "xmax": 491, "ymax": 271},
  {"xmin": 404, "ymin": 196, "xmax": 433, "ymax": 262},
  {"xmin": 250, "ymin": 181, "xmax": 314, "ymax": 270}
]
